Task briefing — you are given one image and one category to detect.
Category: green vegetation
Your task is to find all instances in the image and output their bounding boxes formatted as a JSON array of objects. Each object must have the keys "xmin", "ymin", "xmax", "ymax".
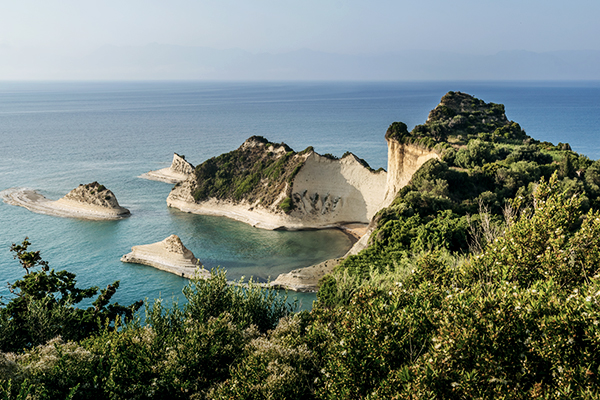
[
  {"xmin": 0, "ymin": 238, "xmax": 142, "ymax": 354},
  {"xmin": 190, "ymin": 136, "xmax": 307, "ymax": 210},
  {"xmin": 279, "ymin": 196, "xmax": 293, "ymax": 213},
  {"xmin": 3, "ymin": 92, "xmax": 600, "ymax": 399}
]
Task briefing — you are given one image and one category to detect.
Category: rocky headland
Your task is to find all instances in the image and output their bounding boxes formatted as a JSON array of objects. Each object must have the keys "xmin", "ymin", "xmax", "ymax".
[
  {"xmin": 1, "ymin": 182, "xmax": 130, "ymax": 220},
  {"xmin": 140, "ymin": 153, "xmax": 195, "ymax": 184},
  {"xmin": 166, "ymin": 136, "xmax": 437, "ymax": 231},
  {"xmin": 163, "ymin": 91, "xmax": 524, "ymax": 291},
  {"xmin": 121, "ymin": 235, "xmax": 209, "ymax": 279}
]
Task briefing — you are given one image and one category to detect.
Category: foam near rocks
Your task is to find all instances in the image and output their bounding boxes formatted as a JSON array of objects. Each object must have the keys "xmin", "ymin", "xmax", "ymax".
[{"xmin": 121, "ymin": 235, "xmax": 209, "ymax": 279}]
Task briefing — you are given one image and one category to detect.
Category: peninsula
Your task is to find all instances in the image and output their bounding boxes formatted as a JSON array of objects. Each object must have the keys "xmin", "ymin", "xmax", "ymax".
[
  {"xmin": 167, "ymin": 136, "xmax": 437, "ymax": 231},
  {"xmin": 1, "ymin": 182, "xmax": 130, "ymax": 220},
  {"xmin": 121, "ymin": 235, "xmax": 209, "ymax": 279}
]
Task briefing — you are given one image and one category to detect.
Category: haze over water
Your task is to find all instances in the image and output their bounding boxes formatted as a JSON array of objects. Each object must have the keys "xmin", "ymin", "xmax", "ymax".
[{"xmin": 1, "ymin": 81, "xmax": 599, "ymax": 309}]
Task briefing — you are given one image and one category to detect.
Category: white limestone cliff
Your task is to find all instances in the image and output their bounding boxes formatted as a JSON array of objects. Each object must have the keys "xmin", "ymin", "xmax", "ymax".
[{"xmin": 141, "ymin": 153, "xmax": 194, "ymax": 184}]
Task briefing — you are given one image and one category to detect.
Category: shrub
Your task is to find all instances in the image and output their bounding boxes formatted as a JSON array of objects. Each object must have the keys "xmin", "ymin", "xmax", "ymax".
[{"xmin": 0, "ymin": 239, "xmax": 142, "ymax": 353}]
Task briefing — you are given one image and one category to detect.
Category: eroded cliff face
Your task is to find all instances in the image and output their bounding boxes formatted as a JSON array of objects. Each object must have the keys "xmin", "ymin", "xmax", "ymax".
[
  {"xmin": 290, "ymin": 152, "xmax": 387, "ymax": 225},
  {"xmin": 167, "ymin": 136, "xmax": 439, "ymax": 229},
  {"xmin": 170, "ymin": 153, "xmax": 194, "ymax": 176},
  {"xmin": 383, "ymin": 140, "xmax": 440, "ymax": 206}
]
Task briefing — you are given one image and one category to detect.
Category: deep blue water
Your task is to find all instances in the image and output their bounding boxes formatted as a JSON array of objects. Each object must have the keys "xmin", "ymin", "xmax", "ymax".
[{"xmin": 1, "ymin": 81, "xmax": 599, "ymax": 310}]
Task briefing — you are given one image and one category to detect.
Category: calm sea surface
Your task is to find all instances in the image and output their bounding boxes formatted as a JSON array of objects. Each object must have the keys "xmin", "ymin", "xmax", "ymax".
[{"xmin": 1, "ymin": 81, "xmax": 599, "ymax": 309}]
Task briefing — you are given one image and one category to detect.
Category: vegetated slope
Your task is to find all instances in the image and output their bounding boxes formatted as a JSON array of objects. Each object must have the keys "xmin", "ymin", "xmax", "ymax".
[
  {"xmin": 332, "ymin": 91, "xmax": 596, "ymax": 277},
  {"xmin": 189, "ymin": 136, "xmax": 307, "ymax": 211}
]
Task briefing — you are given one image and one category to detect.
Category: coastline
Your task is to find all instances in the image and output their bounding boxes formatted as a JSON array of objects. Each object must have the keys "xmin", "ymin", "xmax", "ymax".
[
  {"xmin": 1, "ymin": 187, "xmax": 130, "ymax": 220},
  {"xmin": 167, "ymin": 197, "xmax": 366, "ymax": 232}
]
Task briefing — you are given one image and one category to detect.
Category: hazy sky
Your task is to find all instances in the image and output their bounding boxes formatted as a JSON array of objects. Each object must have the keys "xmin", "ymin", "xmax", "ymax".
[{"xmin": 2, "ymin": 0, "xmax": 599, "ymax": 55}]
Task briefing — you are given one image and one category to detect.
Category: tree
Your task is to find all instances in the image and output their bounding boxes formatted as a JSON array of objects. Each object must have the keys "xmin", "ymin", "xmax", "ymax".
[{"xmin": 0, "ymin": 238, "xmax": 142, "ymax": 352}]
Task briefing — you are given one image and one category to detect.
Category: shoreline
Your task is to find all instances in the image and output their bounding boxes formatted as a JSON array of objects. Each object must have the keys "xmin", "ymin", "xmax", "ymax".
[
  {"xmin": 168, "ymin": 198, "xmax": 368, "ymax": 237},
  {"xmin": 1, "ymin": 187, "xmax": 130, "ymax": 220}
]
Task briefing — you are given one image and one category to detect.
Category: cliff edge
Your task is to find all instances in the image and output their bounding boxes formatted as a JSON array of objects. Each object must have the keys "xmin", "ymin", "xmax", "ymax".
[{"xmin": 141, "ymin": 153, "xmax": 195, "ymax": 184}]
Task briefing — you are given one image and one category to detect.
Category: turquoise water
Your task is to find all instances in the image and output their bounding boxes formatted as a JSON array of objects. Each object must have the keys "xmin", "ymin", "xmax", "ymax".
[{"xmin": 1, "ymin": 81, "xmax": 600, "ymax": 310}]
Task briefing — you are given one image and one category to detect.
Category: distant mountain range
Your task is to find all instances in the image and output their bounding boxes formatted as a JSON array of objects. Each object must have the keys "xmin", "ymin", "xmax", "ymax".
[{"xmin": 1, "ymin": 43, "xmax": 599, "ymax": 80}]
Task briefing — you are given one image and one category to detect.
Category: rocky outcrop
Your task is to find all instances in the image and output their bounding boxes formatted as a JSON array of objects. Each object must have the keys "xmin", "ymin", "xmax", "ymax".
[
  {"xmin": 121, "ymin": 235, "xmax": 209, "ymax": 279},
  {"xmin": 1, "ymin": 183, "xmax": 130, "ymax": 220},
  {"xmin": 167, "ymin": 137, "xmax": 393, "ymax": 230},
  {"xmin": 271, "ymin": 258, "xmax": 341, "ymax": 292},
  {"xmin": 54, "ymin": 182, "xmax": 130, "ymax": 217},
  {"xmin": 141, "ymin": 153, "xmax": 195, "ymax": 184}
]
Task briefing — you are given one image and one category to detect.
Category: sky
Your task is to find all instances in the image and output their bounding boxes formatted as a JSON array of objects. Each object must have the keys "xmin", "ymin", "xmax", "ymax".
[
  {"xmin": 1, "ymin": 0, "xmax": 599, "ymax": 80},
  {"xmin": 2, "ymin": 0, "xmax": 599, "ymax": 55}
]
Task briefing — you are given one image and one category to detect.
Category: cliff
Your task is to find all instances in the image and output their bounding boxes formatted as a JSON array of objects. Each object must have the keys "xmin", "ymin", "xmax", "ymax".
[
  {"xmin": 383, "ymin": 140, "xmax": 440, "ymax": 205},
  {"xmin": 166, "ymin": 136, "xmax": 401, "ymax": 230},
  {"xmin": 141, "ymin": 153, "xmax": 195, "ymax": 184},
  {"xmin": 121, "ymin": 235, "xmax": 209, "ymax": 279}
]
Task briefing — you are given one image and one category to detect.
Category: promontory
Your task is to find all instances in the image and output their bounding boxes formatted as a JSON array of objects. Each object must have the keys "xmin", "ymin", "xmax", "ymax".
[{"xmin": 166, "ymin": 135, "xmax": 437, "ymax": 231}]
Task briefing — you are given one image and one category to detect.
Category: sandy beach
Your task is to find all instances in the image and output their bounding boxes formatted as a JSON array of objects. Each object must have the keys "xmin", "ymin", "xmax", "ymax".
[{"xmin": 0, "ymin": 187, "xmax": 130, "ymax": 220}]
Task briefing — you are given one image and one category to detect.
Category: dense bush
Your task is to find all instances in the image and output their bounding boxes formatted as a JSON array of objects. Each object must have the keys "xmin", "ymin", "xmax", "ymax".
[{"xmin": 315, "ymin": 173, "xmax": 600, "ymax": 399}]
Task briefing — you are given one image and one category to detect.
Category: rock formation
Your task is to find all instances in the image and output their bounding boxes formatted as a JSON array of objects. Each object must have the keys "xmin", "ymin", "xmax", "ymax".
[
  {"xmin": 383, "ymin": 137, "xmax": 440, "ymax": 205},
  {"xmin": 121, "ymin": 235, "xmax": 209, "ymax": 279},
  {"xmin": 270, "ymin": 258, "xmax": 341, "ymax": 292},
  {"xmin": 141, "ymin": 153, "xmax": 195, "ymax": 184},
  {"xmin": 166, "ymin": 136, "xmax": 405, "ymax": 230},
  {"xmin": 1, "ymin": 182, "xmax": 130, "ymax": 220}
]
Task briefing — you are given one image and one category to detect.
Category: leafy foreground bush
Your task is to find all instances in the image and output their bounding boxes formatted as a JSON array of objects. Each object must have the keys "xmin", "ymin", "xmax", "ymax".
[
  {"xmin": 0, "ymin": 262, "xmax": 298, "ymax": 399},
  {"xmin": 315, "ymin": 173, "xmax": 600, "ymax": 399}
]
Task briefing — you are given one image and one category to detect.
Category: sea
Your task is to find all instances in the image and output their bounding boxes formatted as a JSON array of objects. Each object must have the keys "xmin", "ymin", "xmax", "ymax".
[{"xmin": 1, "ymin": 81, "xmax": 599, "ymax": 311}]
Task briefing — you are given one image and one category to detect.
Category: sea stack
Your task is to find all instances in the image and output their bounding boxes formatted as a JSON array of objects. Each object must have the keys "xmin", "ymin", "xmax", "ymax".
[
  {"xmin": 0, "ymin": 182, "xmax": 130, "ymax": 220},
  {"xmin": 121, "ymin": 235, "xmax": 209, "ymax": 279},
  {"xmin": 141, "ymin": 153, "xmax": 194, "ymax": 184}
]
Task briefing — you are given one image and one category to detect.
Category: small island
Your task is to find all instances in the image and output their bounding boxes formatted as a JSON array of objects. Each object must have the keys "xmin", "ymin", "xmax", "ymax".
[
  {"xmin": 121, "ymin": 234, "xmax": 209, "ymax": 279},
  {"xmin": 0, "ymin": 182, "xmax": 130, "ymax": 220}
]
